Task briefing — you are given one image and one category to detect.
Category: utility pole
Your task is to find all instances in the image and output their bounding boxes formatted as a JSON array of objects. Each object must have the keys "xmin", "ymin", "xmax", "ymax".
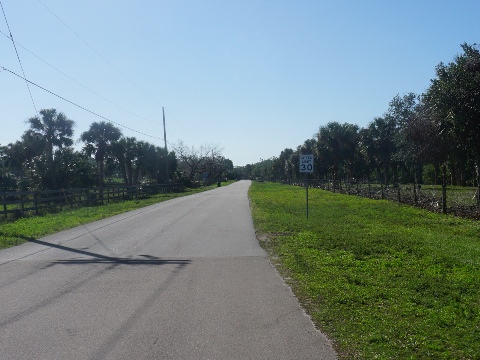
[{"xmin": 162, "ymin": 107, "xmax": 169, "ymax": 188}]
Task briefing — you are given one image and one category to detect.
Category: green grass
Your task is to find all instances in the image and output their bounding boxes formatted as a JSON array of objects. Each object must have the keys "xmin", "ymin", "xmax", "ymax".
[
  {"xmin": 249, "ymin": 181, "xmax": 480, "ymax": 359},
  {"xmin": 0, "ymin": 182, "xmax": 232, "ymax": 250}
]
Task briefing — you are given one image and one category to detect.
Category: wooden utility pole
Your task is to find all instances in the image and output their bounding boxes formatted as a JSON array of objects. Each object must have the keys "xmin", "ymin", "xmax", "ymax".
[{"xmin": 163, "ymin": 107, "xmax": 169, "ymax": 186}]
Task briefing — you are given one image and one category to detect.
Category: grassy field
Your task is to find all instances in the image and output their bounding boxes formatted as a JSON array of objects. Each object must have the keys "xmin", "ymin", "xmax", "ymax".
[
  {"xmin": 0, "ymin": 182, "xmax": 230, "ymax": 250},
  {"xmin": 249, "ymin": 181, "xmax": 480, "ymax": 359}
]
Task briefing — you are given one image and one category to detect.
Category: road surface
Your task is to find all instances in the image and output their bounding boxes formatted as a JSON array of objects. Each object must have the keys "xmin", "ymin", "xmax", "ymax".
[{"xmin": 0, "ymin": 180, "xmax": 336, "ymax": 359}]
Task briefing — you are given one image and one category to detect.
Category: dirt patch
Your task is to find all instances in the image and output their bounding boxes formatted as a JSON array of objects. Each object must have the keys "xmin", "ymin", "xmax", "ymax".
[{"xmin": 257, "ymin": 232, "xmax": 293, "ymax": 243}]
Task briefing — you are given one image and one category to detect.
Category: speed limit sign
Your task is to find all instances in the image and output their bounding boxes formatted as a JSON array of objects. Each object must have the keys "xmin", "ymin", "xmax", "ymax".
[{"xmin": 299, "ymin": 155, "xmax": 314, "ymax": 173}]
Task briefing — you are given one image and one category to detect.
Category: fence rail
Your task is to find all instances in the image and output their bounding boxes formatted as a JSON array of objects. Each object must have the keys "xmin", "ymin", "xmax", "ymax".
[
  {"xmin": 1, "ymin": 184, "xmax": 183, "ymax": 218},
  {"xmin": 291, "ymin": 179, "xmax": 480, "ymax": 220}
]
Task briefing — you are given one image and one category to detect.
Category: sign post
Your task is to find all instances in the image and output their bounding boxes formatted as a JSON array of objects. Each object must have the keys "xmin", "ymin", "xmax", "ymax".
[{"xmin": 299, "ymin": 155, "xmax": 314, "ymax": 219}]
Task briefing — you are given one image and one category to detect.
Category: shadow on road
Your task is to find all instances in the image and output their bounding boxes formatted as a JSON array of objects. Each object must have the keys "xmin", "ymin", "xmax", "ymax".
[{"xmin": 25, "ymin": 237, "xmax": 191, "ymax": 266}]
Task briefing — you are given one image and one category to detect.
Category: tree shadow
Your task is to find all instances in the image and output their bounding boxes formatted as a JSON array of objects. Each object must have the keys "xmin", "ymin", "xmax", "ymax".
[{"xmin": 25, "ymin": 237, "xmax": 191, "ymax": 266}]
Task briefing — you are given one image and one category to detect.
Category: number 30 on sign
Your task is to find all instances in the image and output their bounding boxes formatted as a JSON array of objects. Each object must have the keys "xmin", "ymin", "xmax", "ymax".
[{"xmin": 300, "ymin": 155, "xmax": 314, "ymax": 173}]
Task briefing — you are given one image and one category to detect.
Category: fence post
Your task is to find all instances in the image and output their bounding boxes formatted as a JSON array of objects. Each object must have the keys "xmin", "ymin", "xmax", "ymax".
[
  {"xmin": 442, "ymin": 164, "xmax": 447, "ymax": 214},
  {"xmin": 442, "ymin": 184, "xmax": 447, "ymax": 214},
  {"xmin": 2, "ymin": 193, "xmax": 6, "ymax": 219},
  {"xmin": 34, "ymin": 191, "xmax": 39, "ymax": 215},
  {"xmin": 413, "ymin": 184, "xmax": 418, "ymax": 205}
]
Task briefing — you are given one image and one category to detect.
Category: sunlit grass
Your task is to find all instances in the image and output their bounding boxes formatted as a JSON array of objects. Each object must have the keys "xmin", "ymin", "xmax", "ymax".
[{"xmin": 249, "ymin": 181, "xmax": 480, "ymax": 359}]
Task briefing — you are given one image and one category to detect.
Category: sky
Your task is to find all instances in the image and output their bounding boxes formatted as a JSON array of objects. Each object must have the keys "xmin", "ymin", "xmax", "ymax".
[{"xmin": 1, "ymin": 0, "xmax": 479, "ymax": 167}]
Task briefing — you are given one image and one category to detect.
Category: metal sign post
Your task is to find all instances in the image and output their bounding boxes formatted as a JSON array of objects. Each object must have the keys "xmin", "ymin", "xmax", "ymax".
[
  {"xmin": 299, "ymin": 155, "xmax": 314, "ymax": 219},
  {"xmin": 305, "ymin": 171, "xmax": 309, "ymax": 219}
]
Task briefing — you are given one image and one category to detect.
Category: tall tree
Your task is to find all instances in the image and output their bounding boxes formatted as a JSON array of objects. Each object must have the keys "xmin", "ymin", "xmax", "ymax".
[
  {"xmin": 386, "ymin": 93, "xmax": 420, "ymax": 184},
  {"xmin": 133, "ymin": 140, "xmax": 153, "ymax": 184},
  {"xmin": 272, "ymin": 148, "xmax": 294, "ymax": 182},
  {"xmin": 152, "ymin": 147, "xmax": 176, "ymax": 184},
  {"xmin": 26, "ymin": 109, "xmax": 75, "ymax": 188},
  {"xmin": 316, "ymin": 122, "xmax": 359, "ymax": 185},
  {"xmin": 175, "ymin": 140, "xmax": 222, "ymax": 182},
  {"xmin": 111, "ymin": 137, "xmax": 137, "ymax": 185},
  {"xmin": 425, "ymin": 43, "xmax": 480, "ymax": 198},
  {"xmin": 80, "ymin": 121, "xmax": 122, "ymax": 186},
  {"xmin": 365, "ymin": 117, "xmax": 397, "ymax": 185},
  {"xmin": 53, "ymin": 148, "xmax": 96, "ymax": 189}
]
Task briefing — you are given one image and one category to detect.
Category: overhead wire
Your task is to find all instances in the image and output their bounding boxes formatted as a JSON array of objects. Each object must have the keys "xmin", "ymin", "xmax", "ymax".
[
  {"xmin": 33, "ymin": 0, "xmax": 198, "ymax": 148},
  {"xmin": 165, "ymin": 139, "xmax": 180, "ymax": 154},
  {"xmin": 34, "ymin": 0, "xmax": 208, "ymax": 149},
  {"xmin": 35, "ymin": 0, "xmax": 164, "ymax": 110},
  {"xmin": 1, "ymin": 66, "xmax": 163, "ymax": 141},
  {"xmin": 0, "ymin": 29, "xmax": 161, "ymax": 126},
  {"xmin": 163, "ymin": 108, "xmax": 203, "ymax": 146},
  {"xmin": 5, "ymin": 1, "xmax": 199, "ymax": 150},
  {"xmin": 0, "ymin": 0, "xmax": 37, "ymax": 114}
]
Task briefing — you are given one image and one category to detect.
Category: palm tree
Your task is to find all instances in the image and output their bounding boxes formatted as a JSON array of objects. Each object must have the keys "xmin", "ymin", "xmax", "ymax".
[
  {"xmin": 133, "ymin": 140, "xmax": 156, "ymax": 184},
  {"xmin": 366, "ymin": 117, "xmax": 397, "ymax": 185},
  {"xmin": 80, "ymin": 121, "xmax": 122, "ymax": 186},
  {"xmin": 316, "ymin": 122, "xmax": 359, "ymax": 186},
  {"xmin": 111, "ymin": 137, "xmax": 138, "ymax": 185},
  {"xmin": 26, "ymin": 109, "xmax": 75, "ymax": 189}
]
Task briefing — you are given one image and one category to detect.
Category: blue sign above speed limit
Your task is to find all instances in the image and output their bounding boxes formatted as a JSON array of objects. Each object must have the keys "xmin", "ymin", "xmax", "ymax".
[{"xmin": 299, "ymin": 154, "xmax": 314, "ymax": 173}]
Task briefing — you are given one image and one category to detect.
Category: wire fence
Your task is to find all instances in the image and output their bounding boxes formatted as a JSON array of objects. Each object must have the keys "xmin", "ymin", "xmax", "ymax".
[{"xmin": 291, "ymin": 179, "xmax": 480, "ymax": 220}]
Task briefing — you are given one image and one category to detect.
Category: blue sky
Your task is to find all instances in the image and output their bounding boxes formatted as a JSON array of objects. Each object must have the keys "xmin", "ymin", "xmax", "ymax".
[{"xmin": 1, "ymin": 0, "xmax": 479, "ymax": 166}]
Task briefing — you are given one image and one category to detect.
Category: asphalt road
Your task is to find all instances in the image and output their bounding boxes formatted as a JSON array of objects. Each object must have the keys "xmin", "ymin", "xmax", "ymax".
[{"xmin": 0, "ymin": 180, "xmax": 336, "ymax": 359}]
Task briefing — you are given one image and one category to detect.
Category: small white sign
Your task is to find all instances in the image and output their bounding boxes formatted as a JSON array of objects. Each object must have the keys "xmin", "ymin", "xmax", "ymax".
[{"xmin": 299, "ymin": 155, "xmax": 314, "ymax": 173}]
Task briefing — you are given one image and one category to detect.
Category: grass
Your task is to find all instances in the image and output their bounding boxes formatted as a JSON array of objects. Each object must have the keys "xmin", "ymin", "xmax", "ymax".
[
  {"xmin": 249, "ymin": 181, "xmax": 480, "ymax": 359},
  {"xmin": 0, "ymin": 182, "xmax": 232, "ymax": 250}
]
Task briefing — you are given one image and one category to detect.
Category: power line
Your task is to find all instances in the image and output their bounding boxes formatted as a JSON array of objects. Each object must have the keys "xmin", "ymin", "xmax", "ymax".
[
  {"xmin": 0, "ymin": 29, "xmax": 161, "ymax": 126},
  {"xmin": 165, "ymin": 139, "xmax": 181, "ymax": 154},
  {"xmin": 33, "ymin": 0, "xmax": 198, "ymax": 146},
  {"xmin": 1, "ymin": 66, "xmax": 163, "ymax": 141},
  {"xmin": 5, "ymin": 1, "xmax": 197, "ymax": 150},
  {"xmin": 0, "ymin": 0, "xmax": 37, "ymax": 114},
  {"xmin": 164, "ymin": 108, "xmax": 203, "ymax": 145},
  {"xmin": 35, "ymin": 0, "xmax": 164, "ymax": 109}
]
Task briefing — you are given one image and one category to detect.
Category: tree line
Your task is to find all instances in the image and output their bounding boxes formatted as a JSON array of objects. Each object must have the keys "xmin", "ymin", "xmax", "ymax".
[
  {"xmin": 237, "ymin": 43, "xmax": 480, "ymax": 201},
  {"xmin": 1, "ymin": 110, "xmax": 236, "ymax": 191}
]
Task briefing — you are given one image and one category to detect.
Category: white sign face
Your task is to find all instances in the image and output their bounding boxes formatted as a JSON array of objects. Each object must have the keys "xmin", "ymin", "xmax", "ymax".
[{"xmin": 299, "ymin": 154, "xmax": 314, "ymax": 173}]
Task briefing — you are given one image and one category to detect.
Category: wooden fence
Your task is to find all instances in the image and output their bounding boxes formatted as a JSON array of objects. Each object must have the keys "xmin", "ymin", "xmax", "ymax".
[{"xmin": 1, "ymin": 184, "xmax": 183, "ymax": 218}]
